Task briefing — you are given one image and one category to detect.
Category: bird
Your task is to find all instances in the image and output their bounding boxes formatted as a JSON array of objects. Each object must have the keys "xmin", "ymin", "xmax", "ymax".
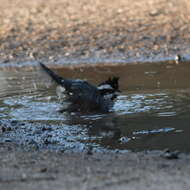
[{"xmin": 39, "ymin": 62, "xmax": 120, "ymax": 113}]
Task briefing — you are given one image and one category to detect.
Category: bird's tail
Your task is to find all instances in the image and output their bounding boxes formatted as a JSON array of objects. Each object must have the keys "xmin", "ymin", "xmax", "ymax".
[{"xmin": 39, "ymin": 62, "xmax": 65, "ymax": 86}]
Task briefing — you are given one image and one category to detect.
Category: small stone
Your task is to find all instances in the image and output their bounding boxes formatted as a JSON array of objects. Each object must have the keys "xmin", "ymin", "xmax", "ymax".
[
  {"xmin": 162, "ymin": 149, "xmax": 180, "ymax": 160},
  {"xmin": 40, "ymin": 168, "xmax": 48, "ymax": 173}
]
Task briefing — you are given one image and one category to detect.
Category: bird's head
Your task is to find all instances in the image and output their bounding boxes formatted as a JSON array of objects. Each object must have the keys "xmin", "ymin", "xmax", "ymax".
[{"xmin": 97, "ymin": 77, "xmax": 120, "ymax": 99}]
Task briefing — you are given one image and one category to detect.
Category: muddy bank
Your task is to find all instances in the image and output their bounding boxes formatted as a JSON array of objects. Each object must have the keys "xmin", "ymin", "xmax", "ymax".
[
  {"xmin": 0, "ymin": 0, "xmax": 190, "ymax": 63},
  {"xmin": 0, "ymin": 143, "xmax": 190, "ymax": 190}
]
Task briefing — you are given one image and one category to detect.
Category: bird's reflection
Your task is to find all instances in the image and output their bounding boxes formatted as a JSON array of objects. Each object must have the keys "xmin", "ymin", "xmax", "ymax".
[{"xmin": 64, "ymin": 112, "xmax": 122, "ymax": 143}]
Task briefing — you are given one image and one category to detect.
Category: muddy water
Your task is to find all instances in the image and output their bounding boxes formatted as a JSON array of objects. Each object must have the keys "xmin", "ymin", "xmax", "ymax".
[{"xmin": 1, "ymin": 62, "xmax": 190, "ymax": 152}]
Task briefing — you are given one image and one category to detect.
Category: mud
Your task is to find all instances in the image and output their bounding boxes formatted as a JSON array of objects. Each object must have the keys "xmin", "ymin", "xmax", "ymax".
[{"xmin": 0, "ymin": 143, "xmax": 190, "ymax": 190}]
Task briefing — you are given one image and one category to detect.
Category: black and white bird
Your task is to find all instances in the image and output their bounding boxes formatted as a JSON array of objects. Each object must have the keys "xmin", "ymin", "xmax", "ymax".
[{"xmin": 39, "ymin": 62, "xmax": 120, "ymax": 113}]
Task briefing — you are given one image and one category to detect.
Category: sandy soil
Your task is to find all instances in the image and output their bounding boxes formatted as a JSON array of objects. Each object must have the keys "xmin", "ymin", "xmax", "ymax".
[
  {"xmin": 0, "ymin": 0, "xmax": 190, "ymax": 63},
  {"xmin": 0, "ymin": 143, "xmax": 190, "ymax": 190},
  {"xmin": 1, "ymin": 0, "xmax": 190, "ymax": 189}
]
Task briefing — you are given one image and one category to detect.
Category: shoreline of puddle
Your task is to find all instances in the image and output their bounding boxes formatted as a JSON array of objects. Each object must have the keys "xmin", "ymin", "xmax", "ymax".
[{"xmin": 0, "ymin": 53, "xmax": 190, "ymax": 68}]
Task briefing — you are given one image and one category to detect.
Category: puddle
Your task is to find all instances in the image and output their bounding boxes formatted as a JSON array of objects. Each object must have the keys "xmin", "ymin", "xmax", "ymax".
[{"xmin": 1, "ymin": 62, "xmax": 190, "ymax": 152}]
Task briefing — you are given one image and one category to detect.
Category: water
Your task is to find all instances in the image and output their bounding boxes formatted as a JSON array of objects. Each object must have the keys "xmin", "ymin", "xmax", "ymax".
[{"xmin": 1, "ymin": 62, "xmax": 190, "ymax": 152}]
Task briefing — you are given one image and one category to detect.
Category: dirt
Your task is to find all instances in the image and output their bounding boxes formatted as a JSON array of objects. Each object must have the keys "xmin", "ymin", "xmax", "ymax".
[
  {"xmin": 0, "ymin": 143, "xmax": 190, "ymax": 190},
  {"xmin": 0, "ymin": 0, "xmax": 190, "ymax": 63},
  {"xmin": 1, "ymin": 0, "xmax": 190, "ymax": 189}
]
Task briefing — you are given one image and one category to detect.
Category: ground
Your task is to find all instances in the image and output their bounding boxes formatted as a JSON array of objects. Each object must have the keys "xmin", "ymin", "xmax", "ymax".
[
  {"xmin": 1, "ymin": 143, "xmax": 190, "ymax": 190},
  {"xmin": 0, "ymin": 0, "xmax": 190, "ymax": 189},
  {"xmin": 0, "ymin": 0, "xmax": 190, "ymax": 63}
]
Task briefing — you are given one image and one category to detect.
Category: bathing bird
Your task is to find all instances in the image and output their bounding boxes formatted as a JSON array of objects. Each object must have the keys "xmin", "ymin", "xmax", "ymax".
[{"xmin": 39, "ymin": 62, "xmax": 120, "ymax": 113}]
